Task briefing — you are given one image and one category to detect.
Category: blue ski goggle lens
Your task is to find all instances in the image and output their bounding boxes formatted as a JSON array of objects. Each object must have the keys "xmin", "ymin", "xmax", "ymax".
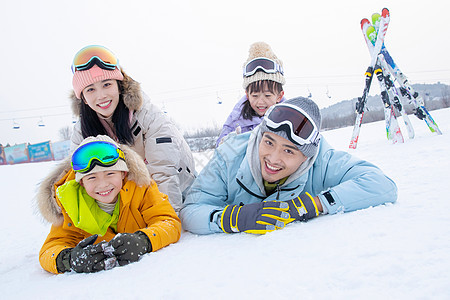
[
  {"xmin": 71, "ymin": 45, "xmax": 119, "ymax": 73},
  {"xmin": 265, "ymin": 103, "xmax": 320, "ymax": 146},
  {"xmin": 243, "ymin": 57, "xmax": 284, "ymax": 77},
  {"xmin": 71, "ymin": 141, "xmax": 125, "ymax": 174}
]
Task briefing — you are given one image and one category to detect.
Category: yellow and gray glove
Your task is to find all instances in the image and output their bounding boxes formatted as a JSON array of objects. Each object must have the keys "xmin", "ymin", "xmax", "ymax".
[
  {"xmin": 285, "ymin": 192, "xmax": 319, "ymax": 223},
  {"xmin": 220, "ymin": 201, "xmax": 290, "ymax": 234}
]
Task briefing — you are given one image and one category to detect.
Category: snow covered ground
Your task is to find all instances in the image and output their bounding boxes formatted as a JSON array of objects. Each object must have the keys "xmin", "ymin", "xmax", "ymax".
[{"xmin": 1, "ymin": 108, "xmax": 449, "ymax": 299}]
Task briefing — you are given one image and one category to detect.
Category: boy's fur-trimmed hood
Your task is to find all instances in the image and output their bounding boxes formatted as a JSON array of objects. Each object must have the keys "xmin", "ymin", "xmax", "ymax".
[
  {"xmin": 70, "ymin": 68, "xmax": 143, "ymax": 115},
  {"xmin": 36, "ymin": 144, "xmax": 152, "ymax": 226}
]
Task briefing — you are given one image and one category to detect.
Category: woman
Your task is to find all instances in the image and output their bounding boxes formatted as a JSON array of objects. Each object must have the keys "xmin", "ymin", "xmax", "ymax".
[{"xmin": 70, "ymin": 45, "xmax": 195, "ymax": 212}]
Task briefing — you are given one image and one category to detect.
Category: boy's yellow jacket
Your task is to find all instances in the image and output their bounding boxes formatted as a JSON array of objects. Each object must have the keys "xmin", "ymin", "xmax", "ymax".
[{"xmin": 36, "ymin": 146, "xmax": 181, "ymax": 274}]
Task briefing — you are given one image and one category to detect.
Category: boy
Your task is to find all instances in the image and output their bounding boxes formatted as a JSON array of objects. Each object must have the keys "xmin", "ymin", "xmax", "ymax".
[{"xmin": 37, "ymin": 135, "xmax": 181, "ymax": 274}]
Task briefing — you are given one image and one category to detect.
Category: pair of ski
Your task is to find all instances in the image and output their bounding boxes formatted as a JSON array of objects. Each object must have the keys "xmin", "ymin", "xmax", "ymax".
[
  {"xmin": 365, "ymin": 9, "xmax": 410, "ymax": 145},
  {"xmin": 349, "ymin": 8, "xmax": 442, "ymax": 149},
  {"xmin": 379, "ymin": 43, "xmax": 442, "ymax": 136}
]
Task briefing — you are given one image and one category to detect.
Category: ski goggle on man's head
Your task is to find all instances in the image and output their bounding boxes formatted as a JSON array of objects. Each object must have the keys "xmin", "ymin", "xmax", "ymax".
[
  {"xmin": 71, "ymin": 45, "xmax": 120, "ymax": 73},
  {"xmin": 264, "ymin": 103, "xmax": 320, "ymax": 146},
  {"xmin": 71, "ymin": 141, "xmax": 126, "ymax": 174},
  {"xmin": 243, "ymin": 57, "xmax": 284, "ymax": 77}
]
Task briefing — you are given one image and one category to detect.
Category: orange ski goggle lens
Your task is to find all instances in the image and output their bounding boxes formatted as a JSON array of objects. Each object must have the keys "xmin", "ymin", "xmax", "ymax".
[{"xmin": 72, "ymin": 45, "xmax": 119, "ymax": 73}]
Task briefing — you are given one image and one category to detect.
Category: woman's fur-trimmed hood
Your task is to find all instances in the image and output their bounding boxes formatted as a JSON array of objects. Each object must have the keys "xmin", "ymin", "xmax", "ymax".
[
  {"xmin": 36, "ymin": 143, "xmax": 152, "ymax": 226},
  {"xmin": 70, "ymin": 68, "xmax": 143, "ymax": 115}
]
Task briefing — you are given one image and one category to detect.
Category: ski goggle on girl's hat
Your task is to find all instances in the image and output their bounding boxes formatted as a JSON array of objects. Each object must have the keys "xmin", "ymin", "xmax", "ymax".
[
  {"xmin": 71, "ymin": 141, "xmax": 126, "ymax": 174},
  {"xmin": 71, "ymin": 45, "xmax": 119, "ymax": 73},
  {"xmin": 243, "ymin": 57, "xmax": 284, "ymax": 77},
  {"xmin": 264, "ymin": 103, "xmax": 320, "ymax": 146}
]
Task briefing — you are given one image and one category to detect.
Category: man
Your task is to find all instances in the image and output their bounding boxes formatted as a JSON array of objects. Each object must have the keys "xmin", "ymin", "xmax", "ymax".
[{"xmin": 180, "ymin": 97, "xmax": 397, "ymax": 234}]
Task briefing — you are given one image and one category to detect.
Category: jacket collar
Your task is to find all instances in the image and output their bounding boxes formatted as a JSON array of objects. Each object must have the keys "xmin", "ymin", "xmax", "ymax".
[{"xmin": 35, "ymin": 144, "xmax": 152, "ymax": 226}]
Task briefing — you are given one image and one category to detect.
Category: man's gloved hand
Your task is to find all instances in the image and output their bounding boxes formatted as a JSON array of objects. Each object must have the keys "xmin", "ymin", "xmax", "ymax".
[
  {"xmin": 220, "ymin": 201, "xmax": 290, "ymax": 234},
  {"xmin": 68, "ymin": 235, "xmax": 108, "ymax": 273},
  {"xmin": 285, "ymin": 192, "xmax": 320, "ymax": 223},
  {"xmin": 108, "ymin": 232, "xmax": 152, "ymax": 266}
]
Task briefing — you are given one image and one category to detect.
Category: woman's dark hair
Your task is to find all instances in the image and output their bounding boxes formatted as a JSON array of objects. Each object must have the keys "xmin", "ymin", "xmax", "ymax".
[
  {"xmin": 79, "ymin": 80, "xmax": 134, "ymax": 145},
  {"xmin": 241, "ymin": 80, "xmax": 283, "ymax": 120}
]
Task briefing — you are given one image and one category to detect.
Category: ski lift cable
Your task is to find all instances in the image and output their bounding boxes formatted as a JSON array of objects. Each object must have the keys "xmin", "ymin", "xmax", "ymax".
[
  {"xmin": 0, "ymin": 104, "xmax": 70, "ymax": 115},
  {"xmin": 150, "ymin": 81, "xmax": 239, "ymax": 97},
  {"xmin": 0, "ymin": 112, "xmax": 73, "ymax": 122},
  {"xmin": 288, "ymin": 69, "xmax": 450, "ymax": 80}
]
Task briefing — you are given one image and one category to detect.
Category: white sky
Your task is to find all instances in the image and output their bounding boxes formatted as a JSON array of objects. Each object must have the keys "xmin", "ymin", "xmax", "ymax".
[{"xmin": 1, "ymin": 0, "xmax": 449, "ymax": 144}]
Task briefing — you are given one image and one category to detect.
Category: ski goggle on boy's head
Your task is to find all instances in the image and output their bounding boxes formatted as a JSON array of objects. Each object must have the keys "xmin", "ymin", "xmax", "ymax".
[
  {"xmin": 243, "ymin": 57, "xmax": 284, "ymax": 77},
  {"xmin": 264, "ymin": 103, "xmax": 320, "ymax": 146},
  {"xmin": 71, "ymin": 141, "xmax": 126, "ymax": 174},
  {"xmin": 71, "ymin": 45, "xmax": 119, "ymax": 73}
]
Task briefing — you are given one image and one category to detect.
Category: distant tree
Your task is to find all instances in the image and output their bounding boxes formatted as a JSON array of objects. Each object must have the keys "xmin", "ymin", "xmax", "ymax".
[
  {"xmin": 442, "ymin": 86, "xmax": 450, "ymax": 108},
  {"xmin": 59, "ymin": 126, "xmax": 72, "ymax": 141},
  {"xmin": 184, "ymin": 125, "xmax": 221, "ymax": 139}
]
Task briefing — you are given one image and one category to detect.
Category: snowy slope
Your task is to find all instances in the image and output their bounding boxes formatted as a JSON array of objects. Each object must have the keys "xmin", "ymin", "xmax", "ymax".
[{"xmin": 1, "ymin": 109, "xmax": 449, "ymax": 299}]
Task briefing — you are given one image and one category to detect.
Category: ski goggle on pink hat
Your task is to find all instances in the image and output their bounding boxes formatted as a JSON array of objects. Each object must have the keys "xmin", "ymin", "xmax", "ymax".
[{"xmin": 71, "ymin": 45, "xmax": 120, "ymax": 74}]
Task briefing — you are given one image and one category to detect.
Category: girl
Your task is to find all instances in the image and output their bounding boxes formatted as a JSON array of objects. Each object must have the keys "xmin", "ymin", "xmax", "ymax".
[
  {"xmin": 38, "ymin": 135, "xmax": 181, "ymax": 274},
  {"xmin": 216, "ymin": 42, "xmax": 286, "ymax": 147},
  {"xmin": 70, "ymin": 45, "xmax": 195, "ymax": 212}
]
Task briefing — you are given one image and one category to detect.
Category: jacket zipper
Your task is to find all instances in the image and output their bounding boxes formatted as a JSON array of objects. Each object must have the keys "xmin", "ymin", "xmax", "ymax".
[
  {"xmin": 276, "ymin": 184, "xmax": 281, "ymax": 200},
  {"xmin": 236, "ymin": 178, "xmax": 265, "ymax": 199}
]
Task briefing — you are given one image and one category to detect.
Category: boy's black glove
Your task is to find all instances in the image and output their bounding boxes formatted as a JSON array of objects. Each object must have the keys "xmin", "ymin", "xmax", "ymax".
[
  {"xmin": 285, "ymin": 192, "xmax": 319, "ymax": 223},
  {"xmin": 56, "ymin": 235, "xmax": 108, "ymax": 273},
  {"xmin": 108, "ymin": 232, "xmax": 152, "ymax": 266}
]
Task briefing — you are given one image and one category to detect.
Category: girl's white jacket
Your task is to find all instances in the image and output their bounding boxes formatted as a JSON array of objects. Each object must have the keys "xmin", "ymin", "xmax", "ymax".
[{"xmin": 70, "ymin": 72, "xmax": 196, "ymax": 212}]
